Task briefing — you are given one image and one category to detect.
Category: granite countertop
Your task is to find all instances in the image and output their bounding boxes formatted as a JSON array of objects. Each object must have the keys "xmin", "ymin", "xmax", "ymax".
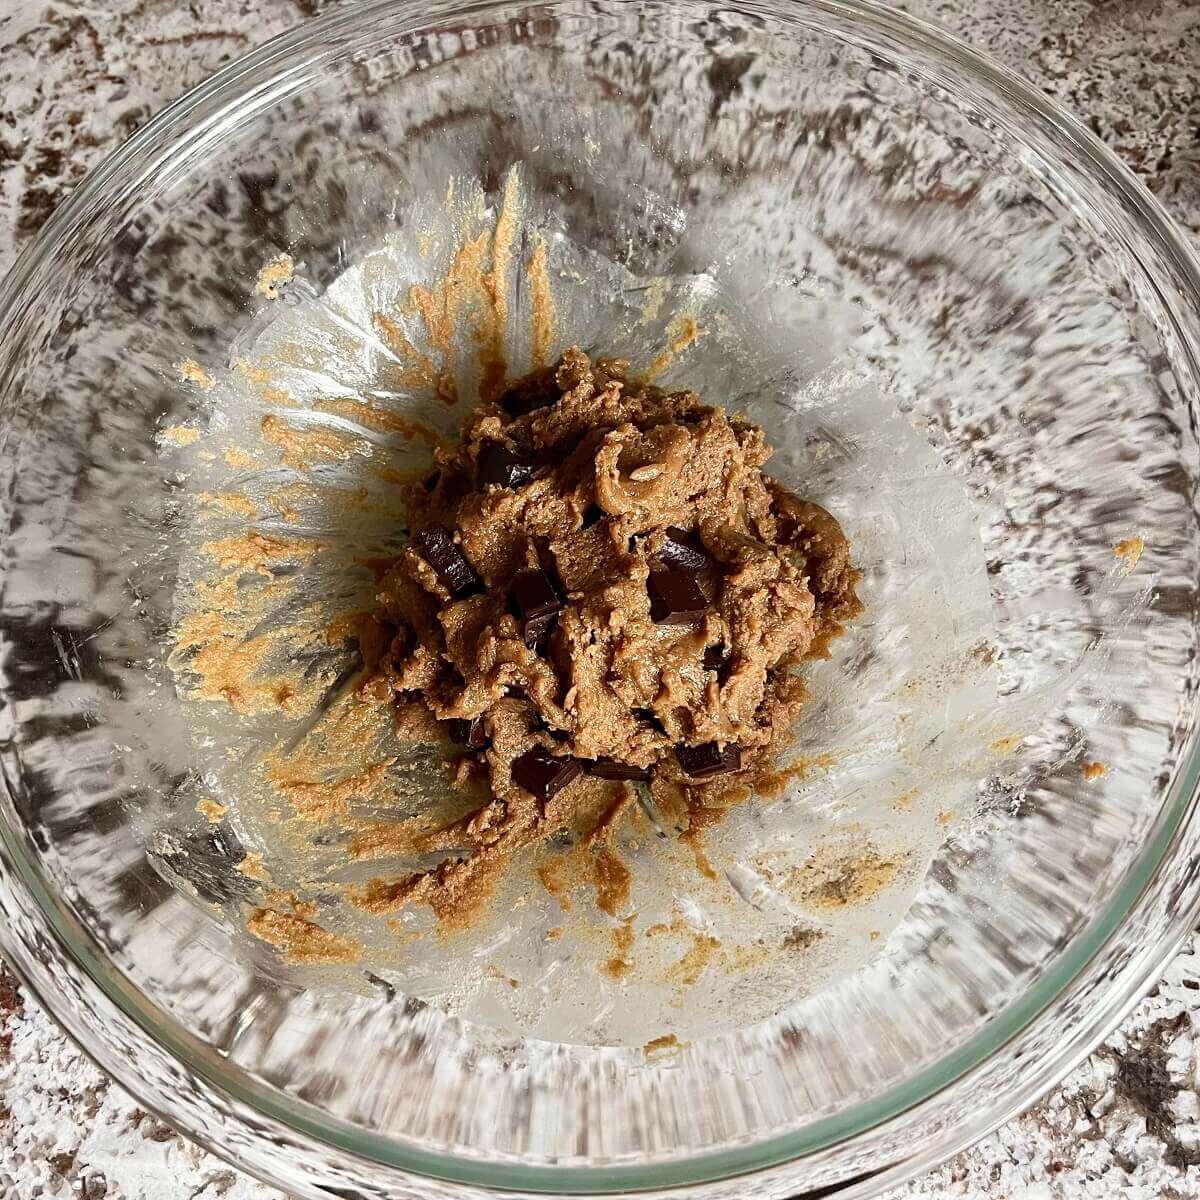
[{"xmin": 1, "ymin": 1, "xmax": 1199, "ymax": 1197}]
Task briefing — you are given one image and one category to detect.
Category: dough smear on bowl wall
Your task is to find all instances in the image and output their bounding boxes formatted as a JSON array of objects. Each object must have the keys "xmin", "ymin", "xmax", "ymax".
[{"xmin": 159, "ymin": 168, "xmax": 1106, "ymax": 1045}]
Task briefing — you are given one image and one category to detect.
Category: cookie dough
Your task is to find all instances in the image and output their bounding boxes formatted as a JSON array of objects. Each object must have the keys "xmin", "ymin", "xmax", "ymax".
[{"xmin": 360, "ymin": 348, "xmax": 861, "ymax": 923}]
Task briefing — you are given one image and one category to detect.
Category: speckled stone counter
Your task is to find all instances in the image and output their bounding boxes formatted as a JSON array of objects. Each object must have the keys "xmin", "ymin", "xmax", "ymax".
[{"xmin": 1, "ymin": 2, "xmax": 1199, "ymax": 1197}]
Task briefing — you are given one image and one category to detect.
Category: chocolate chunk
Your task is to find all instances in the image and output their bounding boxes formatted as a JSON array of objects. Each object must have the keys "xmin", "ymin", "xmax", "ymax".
[
  {"xmin": 447, "ymin": 716, "xmax": 487, "ymax": 749},
  {"xmin": 675, "ymin": 741, "xmax": 742, "ymax": 778},
  {"xmin": 702, "ymin": 643, "xmax": 730, "ymax": 672},
  {"xmin": 522, "ymin": 610, "xmax": 558, "ymax": 652},
  {"xmin": 479, "ymin": 443, "xmax": 536, "ymax": 489},
  {"xmin": 588, "ymin": 758, "xmax": 651, "ymax": 782},
  {"xmin": 648, "ymin": 570, "xmax": 709, "ymax": 624},
  {"xmin": 510, "ymin": 569, "xmax": 561, "ymax": 649},
  {"xmin": 533, "ymin": 538, "xmax": 564, "ymax": 590},
  {"xmin": 421, "ymin": 470, "xmax": 441, "ymax": 492},
  {"xmin": 633, "ymin": 707, "xmax": 668, "ymax": 735},
  {"xmin": 412, "ymin": 525, "xmax": 479, "ymax": 597},
  {"xmin": 658, "ymin": 526, "xmax": 710, "ymax": 571},
  {"xmin": 512, "ymin": 746, "xmax": 582, "ymax": 801},
  {"xmin": 500, "ymin": 369, "xmax": 559, "ymax": 417}
]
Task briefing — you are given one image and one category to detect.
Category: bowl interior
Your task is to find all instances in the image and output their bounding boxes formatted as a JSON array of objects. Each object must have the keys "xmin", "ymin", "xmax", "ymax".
[{"xmin": 1, "ymin": 0, "xmax": 1198, "ymax": 1190}]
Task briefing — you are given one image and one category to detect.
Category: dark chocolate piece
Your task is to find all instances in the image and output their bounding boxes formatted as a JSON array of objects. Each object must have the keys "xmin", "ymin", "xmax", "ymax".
[
  {"xmin": 447, "ymin": 716, "xmax": 488, "ymax": 749},
  {"xmin": 479, "ymin": 443, "xmax": 536, "ymax": 489},
  {"xmin": 658, "ymin": 526, "xmax": 710, "ymax": 571},
  {"xmin": 412, "ymin": 525, "xmax": 479, "ymax": 597},
  {"xmin": 512, "ymin": 746, "xmax": 582, "ymax": 801},
  {"xmin": 702, "ymin": 643, "xmax": 730, "ymax": 672},
  {"xmin": 588, "ymin": 758, "xmax": 652, "ymax": 782},
  {"xmin": 533, "ymin": 538, "xmax": 564, "ymax": 591},
  {"xmin": 648, "ymin": 570, "xmax": 709, "ymax": 624},
  {"xmin": 675, "ymin": 741, "xmax": 742, "ymax": 778},
  {"xmin": 510, "ymin": 569, "xmax": 561, "ymax": 650},
  {"xmin": 421, "ymin": 470, "xmax": 441, "ymax": 492},
  {"xmin": 500, "ymin": 370, "xmax": 559, "ymax": 417},
  {"xmin": 522, "ymin": 610, "xmax": 558, "ymax": 652},
  {"xmin": 633, "ymin": 707, "xmax": 668, "ymax": 735}
]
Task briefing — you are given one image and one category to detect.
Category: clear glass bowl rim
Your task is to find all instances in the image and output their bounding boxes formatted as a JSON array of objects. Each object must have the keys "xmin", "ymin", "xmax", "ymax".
[{"xmin": 2, "ymin": 0, "xmax": 1200, "ymax": 1196}]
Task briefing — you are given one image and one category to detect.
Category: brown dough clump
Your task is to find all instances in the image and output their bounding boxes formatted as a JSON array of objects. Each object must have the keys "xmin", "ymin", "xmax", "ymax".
[{"xmin": 361, "ymin": 349, "xmax": 861, "ymax": 923}]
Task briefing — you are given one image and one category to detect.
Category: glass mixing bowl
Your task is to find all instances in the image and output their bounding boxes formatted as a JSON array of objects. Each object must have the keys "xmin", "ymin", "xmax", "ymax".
[{"xmin": 2, "ymin": 0, "xmax": 1200, "ymax": 1196}]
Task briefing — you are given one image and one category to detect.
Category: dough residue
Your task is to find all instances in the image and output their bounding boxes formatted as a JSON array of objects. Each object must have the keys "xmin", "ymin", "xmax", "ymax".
[
  {"xmin": 196, "ymin": 797, "xmax": 228, "ymax": 824},
  {"xmin": 161, "ymin": 171, "xmax": 883, "ymax": 1008},
  {"xmin": 772, "ymin": 843, "xmax": 906, "ymax": 911},
  {"xmin": 247, "ymin": 906, "xmax": 362, "ymax": 965},
  {"xmin": 177, "ymin": 358, "xmax": 215, "ymax": 390},
  {"xmin": 256, "ymin": 252, "xmax": 295, "ymax": 300},
  {"xmin": 1113, "ymin": 535, "xmax": 1145, "ymax": 575},
  {"xmin": 161, "ymin": 424, "xmax": 201, "ymax": 446}
]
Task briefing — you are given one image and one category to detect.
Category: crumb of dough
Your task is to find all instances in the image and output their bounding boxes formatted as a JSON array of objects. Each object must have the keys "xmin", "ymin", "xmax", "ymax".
[
  {"xmin": 247, "ymin": 906, "xmax": 362, "ymax": 965},
  {"xmin": 895, "ymin": 787, "xmax": 919, "ymax": 810},
  {"xmin": 161, "ymin": 424, "xmax": 201, "ymax": 446},
  {"xmin": 176, "ymin": 358, "xmax": 215, "ymax": 390},
  {"xmin": 936, "ymin": 809, "xmax": 954, "ymax": 827},
  {"xmin": 603, "ymin": 918, "xmax": 636, "ymax": 980},
  {"xmin": 787, "ymin": 846, "xmax": 905, "ymax": 910},
  {"xmin": 593, "ymin": 848, "xmax": 632, "ymax": 917},
  {"xmin": 664, "ymin": 932, "xmax": 721, "ymax": 987},
  {"xmin": 223, "ymin": 446, "xmax": 259, "ymax": 470},
  {"xmin": 990, "ymin": 733, "xmax": 1023, "ymax": 754},
  {"xmin": 236, "ymin": 851, "xmax": 269, "ymax": 881},
  {"xmin": 362, "ymin": 349, "xmax": 861, "ymax": 932},
  {"xmin": 1080, "ymin": 760, "xmax": 1109, "ymax": 781},
  {"xmin": 195, "ymin": 798, "xmax": 228, "ymax": 823},
  {"xmin": 234, "ymin": 357, "xmax": 275, "ymax": 387},
  {"xmin": 256, "ymin": 252, "xmax": 295, "ymax": 300},
  {"xmin": 644, "ymin": 1033, "xmax": 688, "ymax": 1061},
  {"xmin": 868, "ymin": 930, "xmax": 881, "ymax": 941},
  {"xmin": 783, "ymin": 925, "xmax": 823, "ymax": 951},
  {"xmin": 1113, "ymin": 535, "xmax": 1145, "ymax": 575}
]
